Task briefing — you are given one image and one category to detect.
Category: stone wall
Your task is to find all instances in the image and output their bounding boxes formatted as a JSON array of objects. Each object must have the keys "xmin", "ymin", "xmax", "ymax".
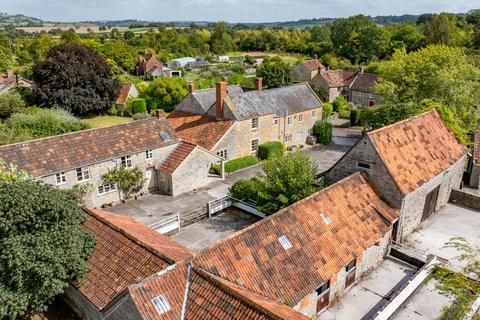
[
  {"xmin": 211, "ymin": 124, "xmax": 238, "ymax": 160},
  {"xmin": 170, "ymin": 147, "xmax": 220, "ymax": 196},
  {"xmin": 327, "ymin": 136, "xmax": 403, "ymax": 209},
  {"xmin": 293, "ymin": 232, "xmax": 391, "ymax": 318},
  {"xmin": 399, "ymin": 155, "xmax": 466, "ymax": 239},
  {"xmin": 350, "ymin": 90, "xmax": 383, "ymax": 107},
  {"xmin": 292, "ymin": 65, "xmax": 318, "ymax": 82},
  {"xmin": 470, "ymin": 164, "xmax": 480, "ymax": 188},
  {"xmin": 42, "ymin": 143, "xmax": 178, "ymax": 208},
  {"xmin": 63, "ymin": 286, "xmax": 104, "ymax": 320},
  {"xmin": 450, "ymin": 189, "xmax": 480, "ymax": 210}
]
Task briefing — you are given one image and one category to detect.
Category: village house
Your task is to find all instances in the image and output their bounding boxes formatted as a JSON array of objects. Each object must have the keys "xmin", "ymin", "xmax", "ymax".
[
  {"xmin": 63, "ymin": 208, "xmax": 193, "ymax": 320},
  {"xmin": 137, "ymin": 52, "xmax": 163, "ymax": 80},
  {"xmin": 327, "ymin": 110, "xmax": 467, "ymax": 240},
  {"xmin": 292, "ymin": 59, "xmax": 326, "ymax": 82},
  {"xmin": 115, "ymin": 83, "xmax": 139, "ymax": 107},
  {"xmin": 193, "ymin": 172, "xmax": 399, "ymax": 318},
  {"xmin": 310, "ymin": 69, "xmax": 382, "ymax": 106},
  {"xmin": 0, "ymin": 114, "xmax": 224, "ymax": 207},
  {"xmin": 167, "ymin": 80, "xmax": 323, "ymax": 160},
  {"xmin": 469, "ymin": 131, "xmax": 480, "ymax": 188},
  {"xmin": 0, "ymin": 69, "xmax": 33, "ymax": 94}
]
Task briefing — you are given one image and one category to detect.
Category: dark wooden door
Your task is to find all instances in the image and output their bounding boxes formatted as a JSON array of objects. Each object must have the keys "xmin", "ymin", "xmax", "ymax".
[
  {"xmin": 422, "ymin": 186, "xmax": 440, "ymax": 221},
  {"xmin": 316, "ymin": 291, "xmax": 330, "ymax": 312},
  {"xmin": 345, "ymin": 269, "xmax": 356, "ymax": 288}
]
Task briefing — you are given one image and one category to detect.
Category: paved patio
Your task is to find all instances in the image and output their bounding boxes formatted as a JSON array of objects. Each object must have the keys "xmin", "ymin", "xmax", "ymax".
[
  {"xmin": 318, "ymin": 258, "xmax": 417, "ymax": 320},
  {"xmin": 404, "ymin": 203, "xmax": 480, "ymax": 271},
  {"xmin": 105, "ymin": 144, "xmax": 349, "ymax": 225},
  {"xmin": 171, "ymin": 208, "xmax": 260, "ymax": 252}
]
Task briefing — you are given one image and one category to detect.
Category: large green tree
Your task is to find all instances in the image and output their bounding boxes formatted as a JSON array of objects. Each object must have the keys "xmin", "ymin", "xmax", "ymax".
[
  {"xmin": 0, "ymin": 161, "xmax": 95, "ymax": 319},
  {"xmin": 32, "ymin": 43, "xmax": 119, "ymax": 115},
  {"xmin": 142, "ymin": 77, "xmax": 188, "ymax": 112},
  {"xmin": 0, "ymin": 91, "xmax": 26, "ymax": 119},
  {"xmin": 374, "ymin": 45, "xmax": 480, "ymax": 143},
  {"xmin": 330, "ymin": 15, "xmax": 389, "ymax": 63},
  {"xmin": 256, "ymin": 56, "xmax": 291, "ymax": 88},
  {"xmin": 424, "ymin": 13, "xmax": 462, "ymax": 46}
]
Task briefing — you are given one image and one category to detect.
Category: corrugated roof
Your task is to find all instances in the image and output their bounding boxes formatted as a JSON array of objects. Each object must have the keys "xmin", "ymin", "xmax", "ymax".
[
  {"xmin": 228, "ymin": 83, "xmax": 321, "ymax": 120},
  {"xmin": 77, "ymin": 209, "xmax": 187, "ymax": 310},
  {"xmin": 167, "ymin": 110, "xmax": 234, "ymax": 150},
  {"xmin": 368, "ymin": 109, "xmax": 467, "ymax": 195},
  {"xmin": 0, "ymin": 118, "xmax": 177, "ymax": 177},
  {"xmin": 193, "ymin": 172, "xmax": 398, "ymax": 306}
]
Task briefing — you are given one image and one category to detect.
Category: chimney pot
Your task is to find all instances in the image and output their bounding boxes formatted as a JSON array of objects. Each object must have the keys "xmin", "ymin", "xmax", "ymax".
[
  {"xmin": 255, "ymin": 77, "xmax": 263, "ymax": 91},
  {"xmin": 156, "ymin": 109, "xmax": 165, "ymax": 119},
  {"xmin": 188, "ymin": 83, "xmax": 195, "ymax": 94},
  {"xmin": 216, "ymin": 82, "xmax": 227, "ymax": 120}
]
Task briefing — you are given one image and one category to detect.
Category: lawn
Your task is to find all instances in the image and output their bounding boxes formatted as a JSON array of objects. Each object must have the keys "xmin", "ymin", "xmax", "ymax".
[{"xmin": 84, "ymin": 116, "xmax": 132, "ymax": 128}]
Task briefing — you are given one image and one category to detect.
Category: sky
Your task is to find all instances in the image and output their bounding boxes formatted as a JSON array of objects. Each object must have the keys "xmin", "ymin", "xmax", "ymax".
[{"xmin": 0, "ymin": 0, "xmax": 478, "ymax": 23}]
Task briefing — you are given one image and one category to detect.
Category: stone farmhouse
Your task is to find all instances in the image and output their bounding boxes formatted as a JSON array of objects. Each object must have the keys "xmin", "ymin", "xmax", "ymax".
[
  {"xmin": 310, "ymin": 69, "xmax": 382, "ymax": 106},
  {"xmin": 65, "ymin": 172, "xmax": 398, "ymax": 319},
  {"xmin": 137, "ymin": 53, "xmax": 181, "ymax": 79},
  {"xmin": 115, "ymin": 83, "xmax": 139, "ymax": 107},
  {"xmin": 469, "ymin": 130, "xmax": 480, "ymax": 188},
  {"xmin": 168, "ymin": 80, "xmax": 323, "ymax": 160},
  {"xmin": 327, "ymin": 109, "xmax": 467, "ymax": 240},
  {"xmin": 0, "ymin": 115, "xmax": 224, "ymax": 207},
  {"xmin": 292, "ymin": 59, "xmax": 326, "ymax": 82}
]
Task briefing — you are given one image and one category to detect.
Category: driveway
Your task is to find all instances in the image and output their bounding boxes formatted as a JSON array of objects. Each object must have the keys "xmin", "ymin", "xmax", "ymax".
[
  {"xmin": 105, "ymin": 144, "xmax": 350, "ymax": 225},
  {"xmin": 404, "ymin": 203, "xmax": 480, "ymax": 271}
]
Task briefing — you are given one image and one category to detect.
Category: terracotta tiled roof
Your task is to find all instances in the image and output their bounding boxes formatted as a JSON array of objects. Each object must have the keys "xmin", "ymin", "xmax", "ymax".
[
  {"xmin": 159, "ymin": 142, "xmax": 196, "ymax": 174},
  {"xmin": 115, "ymin": 83, "xmax": 133, "ymax": 105},
  {"xmin": 300, "ymin": 59, "xmax": 325, "ymax": 71},
  {"xmin": 473, "ymin": 131, "xmax": 480, "ymax": 164},
  {"xmin": 128, "ymin": 263, "xmax": 308, "ymax": 320},
  {"xmin": 89, "ymin": 208, "xmax": 192, "ymax": 263},
  {"xmin": 77, "ymin": 209, "xmax": 187, "ymax": 310},
  {"xmin": 193, "ymin": 172, "xmax": 398, "ymax": 306},
  {"xmin": 318, "ymin": 70, "xmax": 357, "ymax": 88},
  {"xmin": 0, "ymin": 118, "xmax": 177, "ymax": 177},
  {"xmin": 167, "ymin": 110, "xmax": 234, "ymax": 150},
  {"xmin": 367, "ymin": 109, "xmax": 467, "ymax": 195},
  {"xmin": 349, "ymin": 73, "xmax": 378, "ymax": 93}
]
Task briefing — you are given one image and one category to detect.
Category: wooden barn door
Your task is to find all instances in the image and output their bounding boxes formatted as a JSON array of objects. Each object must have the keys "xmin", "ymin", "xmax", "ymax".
[{"xmin": 422, "ymin": 185, "xmax": 440, "ymax": 221}]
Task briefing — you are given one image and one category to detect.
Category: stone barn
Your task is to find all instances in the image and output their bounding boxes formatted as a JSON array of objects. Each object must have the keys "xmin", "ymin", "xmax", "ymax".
[{"xmin": 328, "ymin": 109, "xmax": 467, "ymax": 240}]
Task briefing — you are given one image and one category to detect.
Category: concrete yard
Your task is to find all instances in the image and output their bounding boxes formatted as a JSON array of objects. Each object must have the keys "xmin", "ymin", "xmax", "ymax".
[
  {"xmin": 319, "ymin": 258, "xmax": 417, "ymax": 320},
  {"xmin": 404, "ymin": 203, "xmax": 480, "ymax": 271},
  {"xmin": 105, "ymin": 144, "xmax": 349, "ymax": 225},
  {"xmin": 171, "ymin": 209, "xmax": 260, "ymax": 252}
]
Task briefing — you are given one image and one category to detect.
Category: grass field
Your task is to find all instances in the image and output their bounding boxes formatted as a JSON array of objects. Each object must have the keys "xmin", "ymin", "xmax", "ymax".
[{"xmin": 84, "ymin": 116, "xmax": 132, "ymax": 128}]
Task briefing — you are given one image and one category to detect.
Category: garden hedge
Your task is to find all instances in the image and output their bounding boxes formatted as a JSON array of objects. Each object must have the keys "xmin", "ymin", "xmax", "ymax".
[
  {"xmin": 257, "ymin": 141, "xmax": 284, "ymax": 160},
  {"xmin": 212, "ymin": 155, "xmax": 259, "ymax": 175},
  {"xmin": 313, "ymin": 120, "xmax": 333, "ymax": 144},
  {"xmin": 131, "ymin": 98, "xmax": 147, "ymax": 114}
]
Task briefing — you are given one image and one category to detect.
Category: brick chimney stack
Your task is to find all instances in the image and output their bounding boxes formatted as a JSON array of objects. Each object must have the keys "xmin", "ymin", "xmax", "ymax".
[
  {"xmin": 216, "ymin": 82, "xmax": 227, "ymax": 120},
  {"xmin": 255, "ymin": 77, "xmax": 263, "ymax": 91},
  {"xmin": 188, "ymin": 83, "xmax": 195, "ymax": 94},
  {"xmin": 156, "ymin": 109, "xmax": 165, "ymax": 119}
]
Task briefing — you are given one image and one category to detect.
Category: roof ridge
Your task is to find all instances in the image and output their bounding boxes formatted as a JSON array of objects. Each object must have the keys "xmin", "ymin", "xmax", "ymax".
[
  {"xmin": 367, "ymin": 109, "xmax": 437, "ymax": 137},
  {"xmin": 0, "ymin": 117, "xmax": 159, "ymax": 149},
  {"xmin": 196, "ymin": 171, "xmax": 366, "ymax": 253},
  {"xmin": 191, "ymin": 266, "xmax": 287, "ymax": 320},
  {"xmin": 85, "ymin": 208, "xmax": 177, "ymax": 265}
]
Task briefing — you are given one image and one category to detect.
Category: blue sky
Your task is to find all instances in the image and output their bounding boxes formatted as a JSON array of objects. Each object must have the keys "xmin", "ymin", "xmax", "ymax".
[{"xmin": 0, "ymin": 0, "xmax": 477, "ymax": 22}]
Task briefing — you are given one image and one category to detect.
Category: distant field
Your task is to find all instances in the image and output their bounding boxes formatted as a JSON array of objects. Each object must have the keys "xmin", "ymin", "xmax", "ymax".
[
  {"xmin": 15, "ymin": 25, "xmax": 157, "ymax": 34},
  {"xmin": 84, "ymin": 116, "xmax": 132, "ymax": 128}
]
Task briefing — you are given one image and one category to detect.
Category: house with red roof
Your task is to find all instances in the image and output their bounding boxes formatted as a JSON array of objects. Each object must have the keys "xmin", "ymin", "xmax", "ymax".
[
  {"xmin": 292, "ymin": 59, "xmax": 326, "ymax": 82},
  {"xmin": 328, "ymin": 109, "xmax": 467, "ymax": 239},
  {"xmin": 115, "ymin": 83, "xmax": 139, "ymax": 107}
]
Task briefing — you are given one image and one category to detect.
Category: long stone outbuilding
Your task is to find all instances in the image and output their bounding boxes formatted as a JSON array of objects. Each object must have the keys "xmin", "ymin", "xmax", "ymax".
[{"xmin": 327, "ymin": 109, "xmax": 467, "ymax": 240}]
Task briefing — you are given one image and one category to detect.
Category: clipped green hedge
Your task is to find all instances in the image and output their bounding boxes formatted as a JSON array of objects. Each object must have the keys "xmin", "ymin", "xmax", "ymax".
[
  {"xmin": 230, "ymin": 177, "xmax": 261, "ymax": 201},
  {"xmin": 257, "ymin": 141, "xmax": 284, "ymax": 160},
  {"xmin": 313, "ymin": 120, "xmax": 333, "ymax": 144},
  {"xmin": 131, "ymin": 98, "xmax": 147, "ymax": 114},
  {"xmin": 212, "ymin": 155, "xmax": 259, "ymax": 175}
]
